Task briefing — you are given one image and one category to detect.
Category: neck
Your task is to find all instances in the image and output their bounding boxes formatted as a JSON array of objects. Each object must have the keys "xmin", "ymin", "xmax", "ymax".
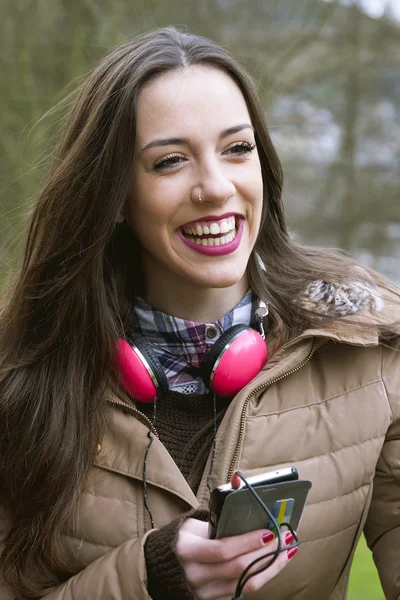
[{"xmin": 143, "ymin": 278, "xmax": 249, "ymax": 322}]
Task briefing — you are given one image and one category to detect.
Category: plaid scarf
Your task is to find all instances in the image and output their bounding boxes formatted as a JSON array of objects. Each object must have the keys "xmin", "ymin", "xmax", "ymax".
[{"xmin": 132, "ymin": 290, "xmax": 259, "ymax": 394}]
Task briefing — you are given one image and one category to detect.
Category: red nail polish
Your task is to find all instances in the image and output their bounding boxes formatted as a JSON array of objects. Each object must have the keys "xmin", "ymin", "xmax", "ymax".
[
  {"xmin": 285, "ymin": 532, "xmax": 294, "ymax": 545},
  {"xmin": 288, "ymin": 546, "xmax": 298, "ymax": 560},
  {"xmin": 231, "ymin": 472, "xmax": 241, "ymax": 490},
  {"xmin": 261, "ymin": 532, "xmax": 274, "ymax": 544}
]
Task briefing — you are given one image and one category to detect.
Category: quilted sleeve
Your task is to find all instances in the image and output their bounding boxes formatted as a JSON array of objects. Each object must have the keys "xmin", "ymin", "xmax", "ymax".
[
  {"xmin": 364, "ymin": 340, "xmax": 400, "ymax": 600},
  {"xmin": 0, "ymin": 511, "xmax": 153, "ymax": 600}
]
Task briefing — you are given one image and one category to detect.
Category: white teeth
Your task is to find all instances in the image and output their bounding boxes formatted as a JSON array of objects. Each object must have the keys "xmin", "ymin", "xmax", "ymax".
[
  {"xmin": 182, "ymin": 213, "xmax": 239, "ymax": 248},
  {"xmin": 185, "ymin": 228, "xmax": 238, "ymax": 248},
  {"xmin": 220, "ymin": 221, "xmax": 230, "ymax": 234},
  {"xmin": 183, "ymin": 216, "xmax": 237, "ymax": 236},
  {"xmin": 210, "ymin": 223, "xmax": 220, "ymax": 235}
]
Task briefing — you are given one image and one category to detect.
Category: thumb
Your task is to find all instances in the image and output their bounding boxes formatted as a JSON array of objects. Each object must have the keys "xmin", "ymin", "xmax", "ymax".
[{"xmin": 180, "ymin": 517, "xmax": 210, "ymax": 538}]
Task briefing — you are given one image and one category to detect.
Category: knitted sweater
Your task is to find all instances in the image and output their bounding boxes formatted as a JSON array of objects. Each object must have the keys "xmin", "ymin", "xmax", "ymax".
[{"xmin": 141, "ymin": 391, "xmax": 231, "ymax": 600}]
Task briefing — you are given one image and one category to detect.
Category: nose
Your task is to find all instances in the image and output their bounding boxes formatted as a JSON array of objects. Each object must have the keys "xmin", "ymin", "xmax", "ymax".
[{"xmin": 191, "ymin": 160, "xmax": 236, "ymax": 205}]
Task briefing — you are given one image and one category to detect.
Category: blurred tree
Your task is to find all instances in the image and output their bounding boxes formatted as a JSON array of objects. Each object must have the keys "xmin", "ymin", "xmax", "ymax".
[{"xmin": 1, "ymin": 0, "xmax": 399, "ymax": 286}]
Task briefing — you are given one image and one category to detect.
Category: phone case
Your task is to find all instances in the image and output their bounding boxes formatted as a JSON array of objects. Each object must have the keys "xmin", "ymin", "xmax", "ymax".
[{"xmin": 214, "ymin": 479, "xmax": 312, "ymax": 539}]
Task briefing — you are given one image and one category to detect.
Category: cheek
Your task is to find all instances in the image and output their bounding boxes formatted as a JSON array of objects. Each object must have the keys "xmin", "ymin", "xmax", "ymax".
[
  {"xmin": 253, "ymin": 161, "xmax": 264, "ymax": 194},
  {"xmin": 243, "ymin": 171, "xmax": 264, "ymax": 216},
  {"xmin": 253, "ymin": 167, "xmax": 264, "ymax": 212},
  {"xmin": 238, "ymin": 159, "xmax": 263, "ymax": 195},
  {"xmin": 126, "ymin": 188, "xmax": 175, "ymax": 241},
  {"xmin": 129, "ymin": 172, "xmax": 187, "ymax": 229}
]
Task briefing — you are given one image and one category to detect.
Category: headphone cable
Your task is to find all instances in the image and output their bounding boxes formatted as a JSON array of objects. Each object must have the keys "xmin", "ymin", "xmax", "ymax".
[
  {"xmin": 143, "ymin": 395, "xmax": 157, "ymax": 528},
  {"xmin": 206, "ymin": 392, "xmax": 218, "ymax": 494},
  {"xmin": 232, "ymin": 471, "xmax": 299, "ymax": 600}
]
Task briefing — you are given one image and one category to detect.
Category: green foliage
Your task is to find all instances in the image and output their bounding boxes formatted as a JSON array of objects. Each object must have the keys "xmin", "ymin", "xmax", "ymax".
[
  {"xmin": 1, "ymin": 0, "xmax": 399, "ymax": 289},
  {"xmin": 349, "ymin": 536, "xmax": 384, "ymax": 600}
]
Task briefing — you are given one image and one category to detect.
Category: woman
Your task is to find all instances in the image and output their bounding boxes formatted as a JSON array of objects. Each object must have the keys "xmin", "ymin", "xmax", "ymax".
[{"xmin": 0, "ymin": 26, "xmax": 399, "ymax": 600}]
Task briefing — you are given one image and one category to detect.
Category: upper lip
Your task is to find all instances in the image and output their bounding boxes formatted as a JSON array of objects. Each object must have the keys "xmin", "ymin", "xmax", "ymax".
[{"xmin": 181, "ymin": 212, "xmax": 243, "ymax": 228}]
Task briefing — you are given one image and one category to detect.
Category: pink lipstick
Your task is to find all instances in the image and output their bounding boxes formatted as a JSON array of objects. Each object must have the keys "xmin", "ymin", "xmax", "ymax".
[{"xmin": 177, "ymin": 216, "xmax": 244, "ymax": 256}]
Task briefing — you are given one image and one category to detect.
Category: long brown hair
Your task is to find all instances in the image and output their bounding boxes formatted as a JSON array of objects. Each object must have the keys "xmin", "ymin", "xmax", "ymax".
[{"xmin": 0, "ymin": 26, "xmax": 398, "ymax": 597}]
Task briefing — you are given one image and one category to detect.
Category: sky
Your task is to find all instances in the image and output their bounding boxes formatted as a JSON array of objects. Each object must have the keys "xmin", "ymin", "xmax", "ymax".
[
  {"xmin": 324, "ymin": 0, "xmax": 400, "ymax": 21},
  {"xmin": 360, "ymin": 0, "xmax": 400, "ymax": 19}
]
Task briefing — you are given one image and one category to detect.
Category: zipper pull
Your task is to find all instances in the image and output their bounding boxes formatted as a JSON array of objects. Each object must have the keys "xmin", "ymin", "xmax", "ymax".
[{"xmin": 255, "ymin": 300, "xmax": 269, "ymax": 340}]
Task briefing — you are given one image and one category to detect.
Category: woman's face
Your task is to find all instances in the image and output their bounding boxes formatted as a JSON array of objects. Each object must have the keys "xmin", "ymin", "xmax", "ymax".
[{"xmin": 126, "ymin": 65, "xmax": 263, "ymax": 306}]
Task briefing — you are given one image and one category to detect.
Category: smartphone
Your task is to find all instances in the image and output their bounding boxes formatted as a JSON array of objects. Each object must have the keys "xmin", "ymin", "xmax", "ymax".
[{"xmin": 209, "ymin": 467, "xmax": 312, "ymax": 539}]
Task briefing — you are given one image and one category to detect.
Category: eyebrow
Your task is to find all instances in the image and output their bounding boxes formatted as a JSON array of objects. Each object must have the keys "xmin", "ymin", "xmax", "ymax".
[{"xmin": 140, "ymin": 124, "xmax": 255, "ymax": 153}]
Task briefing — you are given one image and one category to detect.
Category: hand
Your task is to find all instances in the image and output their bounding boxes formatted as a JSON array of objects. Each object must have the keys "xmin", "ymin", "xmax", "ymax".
[{"xmin": 176, "ymin": 518, "xmax": 296, "ymax": 600}]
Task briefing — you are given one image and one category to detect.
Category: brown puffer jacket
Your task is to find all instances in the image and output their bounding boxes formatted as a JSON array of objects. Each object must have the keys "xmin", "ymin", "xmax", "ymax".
[{"xmin": 1, "ymin": 284, "xmax": 400, "ymax": 600}]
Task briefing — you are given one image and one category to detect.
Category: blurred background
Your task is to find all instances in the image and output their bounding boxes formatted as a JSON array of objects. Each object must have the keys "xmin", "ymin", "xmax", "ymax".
[{"xmin": 1, "ymin": 0, "xmax": 399, "ymax": 596}]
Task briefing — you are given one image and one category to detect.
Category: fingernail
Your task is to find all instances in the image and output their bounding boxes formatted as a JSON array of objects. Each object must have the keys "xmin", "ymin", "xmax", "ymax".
[
  {"xmin": 261, "ymin": 531, "xmax": 275, "ymax": 545},
  {"xmin": 288, "ymin": 546, "xmax": 298, "ymax": 560},
  {"xmin": 231, "ymin": 472, "xmax": 241, "ymax": 490},
  {"xmin": 285, "ymin": 532, "xmax": 294, "ymax": 545}
]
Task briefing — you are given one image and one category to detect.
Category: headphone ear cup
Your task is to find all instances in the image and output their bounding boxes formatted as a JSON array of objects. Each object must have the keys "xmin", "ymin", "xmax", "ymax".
[
  {"xmin": 202, "ymin": 325, "xmax": 267, "ymax": 397},
  {"xmin": 115, "ymin": 334, "xmax": 169, "ymax": 403}
]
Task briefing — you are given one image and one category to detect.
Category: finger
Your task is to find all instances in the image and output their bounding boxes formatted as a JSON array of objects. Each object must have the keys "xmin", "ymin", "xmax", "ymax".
[
  {"xmin": 179, "ymin": 517, "xmax": 210, "ymax": 538},
  {"xmin": 177, "ymin": 527, "xmax": 275, "ymax": 563},
  {"xmin": 243, "ymin": 546, "xmax": 290, "ymax": 594},
  {"xmin": 192, "ymin": 577, "xmax": 238, "ymax": 600},
  {"xmin": 194, "ymin": 543, "xmax": 291, "ymax": 599},
  {"xmin": 186, "ymin": 536, "xmax": 280, "ymax": 586}
]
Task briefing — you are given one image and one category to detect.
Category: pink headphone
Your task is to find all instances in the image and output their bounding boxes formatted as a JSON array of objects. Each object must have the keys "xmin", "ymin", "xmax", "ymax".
[{"xmin": 115, "ymin": 303, "xmax": 269, "ymax": 402}]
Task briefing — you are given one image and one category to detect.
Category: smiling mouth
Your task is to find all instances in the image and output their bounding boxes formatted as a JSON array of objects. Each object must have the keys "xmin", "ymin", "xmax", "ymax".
[{"xmin": 179, "ymin": 215, "xmax": 238, "ymax": 247}]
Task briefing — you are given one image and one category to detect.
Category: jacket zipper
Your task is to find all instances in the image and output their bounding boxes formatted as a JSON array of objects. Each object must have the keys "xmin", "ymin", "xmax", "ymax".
[
  {"xmin": 226, "ymin": 337, "xmax": 317, "ymax": 482},
  {"xmin": 107, "ymin": 397, "xmax": 159, "ymax": 438}
]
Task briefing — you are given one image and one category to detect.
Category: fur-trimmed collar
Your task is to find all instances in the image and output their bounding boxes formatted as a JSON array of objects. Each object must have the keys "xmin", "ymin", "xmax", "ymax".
[{"xmin": 302, "ymin": 280, "xmax": 384, "ymax": 318}]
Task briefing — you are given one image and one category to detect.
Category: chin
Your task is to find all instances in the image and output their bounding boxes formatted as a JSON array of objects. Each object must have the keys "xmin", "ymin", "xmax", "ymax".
[{"xmin": 188, "ymin": 269, "xmax": 247, "ymax": 290}]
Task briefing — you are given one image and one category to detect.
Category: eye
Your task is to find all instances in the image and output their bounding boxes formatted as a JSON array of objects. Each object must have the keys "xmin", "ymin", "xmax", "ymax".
[
  {"xmin": 153, "ymin": 153, "xmax": 187, "ymax": 172},
  {"xmin": 225, "ymin": 141, "xmax": 256, "ymax": 157}
]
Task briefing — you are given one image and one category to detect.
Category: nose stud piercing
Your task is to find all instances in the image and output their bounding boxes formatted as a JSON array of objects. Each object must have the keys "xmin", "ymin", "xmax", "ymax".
[{"xmin": 194, "ymin": 191, "xmax": 235, "ymax": 203}]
